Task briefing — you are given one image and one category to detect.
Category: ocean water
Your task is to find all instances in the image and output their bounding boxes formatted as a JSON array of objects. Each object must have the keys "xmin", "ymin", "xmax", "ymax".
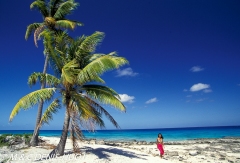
[{"xmin": 0, "ymin": 126, "xmax": 240, "ymax": 142}]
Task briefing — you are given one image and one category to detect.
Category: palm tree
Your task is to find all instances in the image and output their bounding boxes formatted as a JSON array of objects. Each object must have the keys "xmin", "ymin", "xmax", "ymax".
[
  {"xmin": 25, "ymin": 0, "xmax": 83, "ymax": 146},
  {"xmin": 25, "ymin": 0, "xmax": 83, "ymax": 46},
  {"xmin": 10, "ymin": 31, "xmax": 129, "ymax": 156}
]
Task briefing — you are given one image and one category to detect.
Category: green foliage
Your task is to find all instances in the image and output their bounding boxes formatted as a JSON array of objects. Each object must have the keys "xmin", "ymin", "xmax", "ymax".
[
  {"xmin": 62, "ymin": 59, "xmax": 80, "ymax": 84},
  {"xmin": 26, "ymin": 0, "xmax": 83, "ymax": 46},
  {"xmin": 0, "ymin": 133, "xmax": 32, "ymax": 147},
  {"xmin": 78, "ymin": 31, "xmax": 105, "ymax": 53},
  {"xmin": 0, "ymin": 134, "xmax": 12, "ymax": 136},
  {"xmin": 35, "ymin": 31, "xmax": 128, "ymax": 132},
  {"xmin": 9, "ymin": 88, "xmax": 56, "ymax": 121},
  {"xmin": 82, "ymin": 85, "xmax": 125, "ymax": 112},
  {"xmin": 38, "ymin": 99, "xmax": 61, "ymax": 127},
  {"xmin": 12, "ymin": 24, "xmax": 129, "ymax": 153},
  {"xmin": 28, "ymin": 72, "xmax": 60, "ymax": 87},
  {"xmin": 53, "ymin": 0, "xmax": 79, "ymax": 20},
  {"xmin": 77, "ymin": 53, "xmax": 128, "ymax": 85},
  {"xmin": 25, "ymin": 23, "xmax": 42, "ymax": 40},
  {"xmin": 0, "ymin": 134, "xmax": 10, "ymax": 147},
  {"xmin": 30, "ymin": 0, "xmax": 48, "ymax": 17},
  {"xmin": 22, "ymin": 133, "xmax": 32, "ymax": 145}
]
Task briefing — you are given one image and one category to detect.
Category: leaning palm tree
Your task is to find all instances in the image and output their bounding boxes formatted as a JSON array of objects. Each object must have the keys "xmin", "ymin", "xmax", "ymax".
[
  {"xmin": 10, "ymin": 31, "xmax": 129, "ymax": 156},
  {"xmin": 25, "ymin": 0, "xmax": 83, "ymax": 146}
]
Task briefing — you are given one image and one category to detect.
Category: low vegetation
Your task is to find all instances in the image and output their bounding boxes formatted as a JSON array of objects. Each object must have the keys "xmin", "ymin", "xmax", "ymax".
[{"xmin": 0, "ymin": 133, "xmax": 32, "ymax": 147}]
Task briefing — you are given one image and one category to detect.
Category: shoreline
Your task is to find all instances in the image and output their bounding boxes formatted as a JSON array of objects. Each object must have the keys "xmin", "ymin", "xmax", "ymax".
[
  {"xmin": 1, "ymin": 126, "xmax": 240, "ymax": 143},
  {"xmin": 1, "ymin": 136, "xmax": 240, "ymax": 163},
  {"xmin": 83, "ymin": 136, "xmax": 240, "ymax": 142},
  {"xmin": 2, "ymin": 133, "xmax": 240, "ymax": 143}
]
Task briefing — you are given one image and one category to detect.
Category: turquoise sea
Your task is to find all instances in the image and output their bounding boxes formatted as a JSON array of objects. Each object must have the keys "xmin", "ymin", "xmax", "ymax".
[{"xmin": 1, "ymin": 126, "xmax": 240, "ymax": 142}]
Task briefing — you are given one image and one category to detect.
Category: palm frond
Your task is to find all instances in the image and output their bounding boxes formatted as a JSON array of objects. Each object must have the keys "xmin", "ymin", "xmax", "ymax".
[
  {"xmin": 38, "ymin": 99, "xmax": 61, "ymax": 127},
  {"xmin": 71, "ymin": 93, "xmax": 99, "ymax": 118},
  {"xmin": 56, "ymin": 20, "xmax": 83, "ymax": 30},
  {"xmin": 54, "ymin": 30, "xmax": 73, "ymax": 50},
  {"xmin": 71, "ymin": 93, "xmax": 105, "ymax": 129},
  {"xmin": 42, "ymin": 30, "xmax": 65, "ymax": 76},
  {"xmin": 9, "ymin": 88, "xmax": 56, "ymax": 121},
  {"xmin": 34, "ymin": 24, "xmax": 46, "ymax": 47},
  {"xmin": 88, "ymin": 53, "xmax": 105, "ymax": 62},
  {"xmin": 70, "ymin": 112, "xmax": 84, "ymax": 140},
  {"xmin": 38, "ymin": 29, "xmax": 54, "ymax": 42},
  {"xmin": 84, "ymin": 96, "xmax": 120, "ymax": 128},
  {"xmin": 39, "ymin": 29, "xmax": 64, "ymax": 73},
  {"xmin": 81, "ymin": 85, "xmax": 126, "ymax": 112},
  {"xmin": 77, "ymin": 70, "xmax": 105, "ymax": 85},
  {"xmin": 49, "ymin": 0, "xmax": 65, "ymax": 16},
  {"xmin": 77, "ymin": 53, "xmax": 128, "ymax": 84},
  {"xmin": 69, "ymin": 125, "xmax": 81, "ymax": 153},
  {"xmin": 79, "ymin": 31, "xmax": 105, "ymax": 54},
  {"xmin": 48, "ymin": 57, "xmax": 62, "ymax": 77},
  {"xmin": 80, "ymin": 116, "xmax": 105, "ymax": 130},
  {"xmin": 62, "ymin": 59, "xmax": 80, "ymax": 84},
  {"xmin": 83, "ymin": 85, "xmax": 119, "ymax": 97},
  {"xmin": 28, "ymin": 72, "xmax": 60, "ymax": 87},
  {"xmin": 25, "ymin": 23, "xmax": 43, "ymax": 40},
  {"xmin": 30, "ymin": 0, "xmax": 48, "ymax": 17},
  {"xmin": 53, "ymin": 0, "xmax": 79, "ymax": 20},
  {"xmin": 69, "ymin": 112, "xmax": 84, "ymax": 153},
  {"xmin": 51, "ymin": 30, "xmax": 73, "ymax": 73},
  {"xmin": 67, "ymin": 36, "xmax": 85, "ymax": 60},
  {"xmin": 55, "ymin": 20, "xmax": 75, "ymax": 29}
]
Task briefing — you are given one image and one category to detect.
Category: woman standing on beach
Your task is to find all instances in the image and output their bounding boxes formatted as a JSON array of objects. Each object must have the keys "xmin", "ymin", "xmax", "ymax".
[{"xmin": 156, "ymin": 133, "xmax": 164, "ymax": 158}]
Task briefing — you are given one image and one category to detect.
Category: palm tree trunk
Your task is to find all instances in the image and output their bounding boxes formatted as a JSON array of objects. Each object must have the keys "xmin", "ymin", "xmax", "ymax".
[
  {"xmin": 30, "ymin": 54, "xmax": 49, "ymax": 146},
  {"xmin": 49, "ymin": 109, "xmax": 70, "ymax": 157}
]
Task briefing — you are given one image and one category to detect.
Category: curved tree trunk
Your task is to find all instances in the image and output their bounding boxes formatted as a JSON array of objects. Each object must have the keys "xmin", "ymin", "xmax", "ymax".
[
  {"xmin": 30, "ymin": 54, "xmax": 49, "ymax": 146},
  {"xmin": 49, "ymin": 108, "xmax": 71, "ymax": 157}
]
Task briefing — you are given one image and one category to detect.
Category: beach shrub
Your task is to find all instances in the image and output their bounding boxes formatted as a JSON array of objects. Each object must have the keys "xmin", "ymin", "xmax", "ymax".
[
  {"xmin": 12, "ymin": 133, "xmax": 32, "ymax": 146},
  {"xmin": 0, "ymin": 134, "xmax": 11, "ymax": 147},
  {"xmin": 23, "ymin": 133, "xmax": 32, "ymax": 145},
  {"xmin": 0, "ymin": 133, "xmax": 32, "ymax": 147}
]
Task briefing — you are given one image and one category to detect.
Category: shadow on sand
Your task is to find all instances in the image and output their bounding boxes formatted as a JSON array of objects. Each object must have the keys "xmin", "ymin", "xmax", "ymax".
[
  {"xmin": 35, "ymin": 146, "xmax": 148, "ymax": 162},
  {"xmin": 82, "ymin": 146, "xmax": 148, "ymax": 160}
]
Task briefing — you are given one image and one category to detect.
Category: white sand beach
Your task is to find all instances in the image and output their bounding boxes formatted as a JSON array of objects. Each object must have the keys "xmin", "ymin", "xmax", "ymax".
[{"xmin": 1, "ymin": 136, "xmax": 240, "ymax": 163}]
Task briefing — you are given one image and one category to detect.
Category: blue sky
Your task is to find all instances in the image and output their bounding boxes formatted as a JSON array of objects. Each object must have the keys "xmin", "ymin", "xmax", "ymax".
[{"xmin": 0, "ymin": 0, "xmax": 240, "ymax": 130}]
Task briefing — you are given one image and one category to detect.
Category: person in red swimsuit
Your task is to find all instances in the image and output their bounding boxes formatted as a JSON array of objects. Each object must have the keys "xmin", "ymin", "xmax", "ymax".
[{"xmin": 156, "ymin": 133, "xmax": 164, "ymax": 158}]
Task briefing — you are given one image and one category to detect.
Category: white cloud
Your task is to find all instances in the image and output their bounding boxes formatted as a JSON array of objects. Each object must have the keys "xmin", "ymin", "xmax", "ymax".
[
  {"xmin": 145, "ymin": 97, "xmax": 158, "ymax": 104},
  {"xmin": 116, "ymin": 68, "xmax": 138, "ymax": 77},
  {"xmin": 190, "ymin": 66, "xmax": 204, "ymax": 72},
  {"xmin": 119, "ymin": 94, "xmax": 135, "ymax": 103},
  {"xmin": 190, "ymin": 83, "xmax": 210, "ymax": 92}
]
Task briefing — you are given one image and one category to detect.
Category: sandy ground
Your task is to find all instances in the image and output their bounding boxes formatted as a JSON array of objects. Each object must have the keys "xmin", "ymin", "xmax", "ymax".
[
  {"xmin": 1, "ymin": 136, "xmax": 240, "ymax": 163},
  {"xmin": 0, "ymin": 137, "xmax": 170, "ymax": 163}
]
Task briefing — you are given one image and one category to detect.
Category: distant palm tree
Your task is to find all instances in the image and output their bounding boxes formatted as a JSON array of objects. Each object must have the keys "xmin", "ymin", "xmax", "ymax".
[
  {"xmin": 10, "ymin": 31, "xmax": 129, "ymax": 156},
  {"xmin": 25, "ymin": 0, "xmax": 83, "ymax": 46},
  {"xmin": 25, "ymin": 0, "xmax": 83, "ymax": 146}
]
